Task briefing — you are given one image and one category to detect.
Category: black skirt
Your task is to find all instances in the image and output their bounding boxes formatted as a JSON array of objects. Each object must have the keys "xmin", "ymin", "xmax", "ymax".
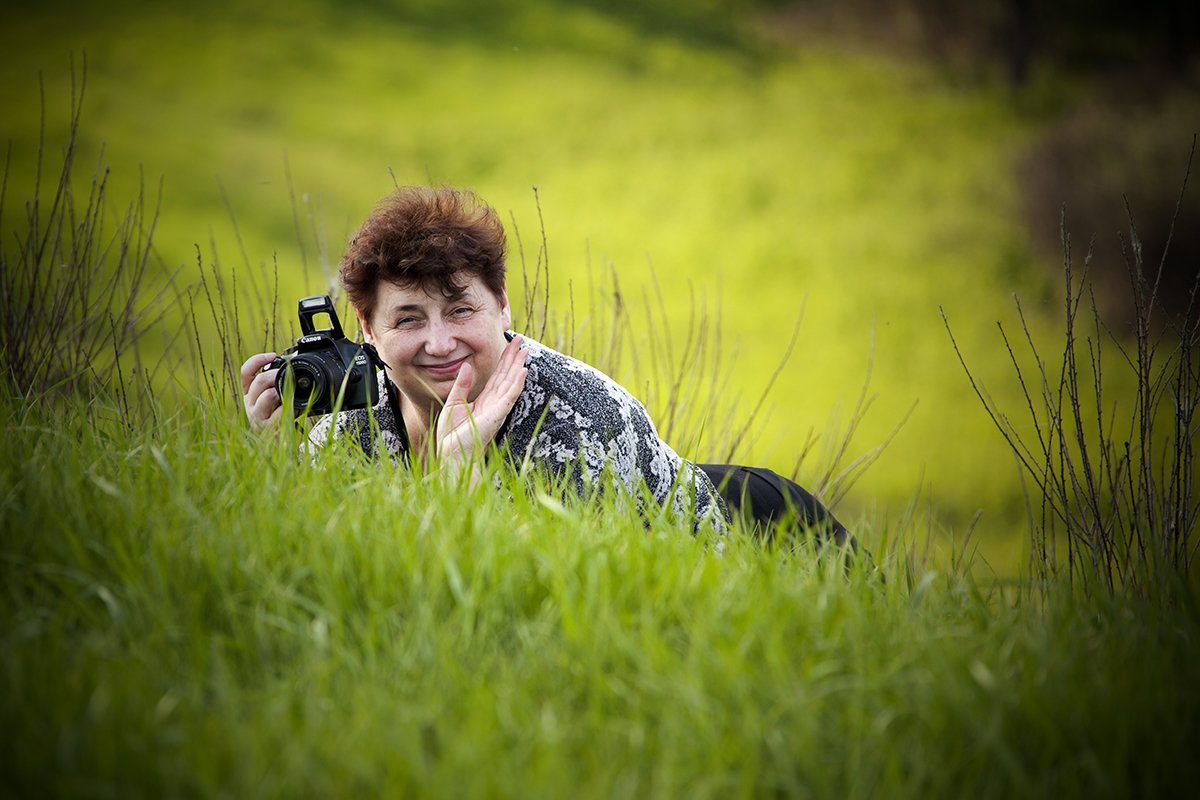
[{"xmin": 698, "ymin": 464, "xmax": 853, "ymax": 549}]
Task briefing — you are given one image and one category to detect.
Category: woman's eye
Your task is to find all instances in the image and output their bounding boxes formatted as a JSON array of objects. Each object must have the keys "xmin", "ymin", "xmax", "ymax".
[{"xmin": 451, "ymin": 306, "xmax": 473, "ymax": 317}]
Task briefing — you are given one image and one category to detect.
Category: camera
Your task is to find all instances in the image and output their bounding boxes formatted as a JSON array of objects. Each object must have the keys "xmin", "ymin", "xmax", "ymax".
[{"xmin": 269, "ymin": 295, "xmax": 384, "ymax": 416}]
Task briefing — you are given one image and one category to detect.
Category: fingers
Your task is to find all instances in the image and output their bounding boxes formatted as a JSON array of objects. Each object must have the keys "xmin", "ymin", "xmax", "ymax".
[
  {"xmin": 241, "ymin": 352, "xmax": 283, "ymax": 431},
  {"xmin": 245, "ymin": 378, "xmax": 282, "ymax": 431},
  {"xmin": 487, "ymin": 336, "xmax": 529, "ymax": 411},
  {"xmin": 444, "ymin": 361, "xmax": 475, "ymax": 410},
  {"xmin": 434, "ymin": 337, "xmax": 529, "ymax": 466},
  {"xmin": 467, "ymin": 337, "xmax": 528, "ymax": 433},
  {"xmin": 500, "ymin": 334, "xmax": 528, "ymax": 378},
  {"xmin": 240, "ymin": 352, "xmax": 277, "ymax": 394},
  {"xmin": 482, "ymin": 335, "xmax": 528, "ymax": 399}
]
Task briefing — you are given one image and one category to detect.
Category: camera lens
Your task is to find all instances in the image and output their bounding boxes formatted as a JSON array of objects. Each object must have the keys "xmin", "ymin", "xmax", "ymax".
[{"xmin": 288, "ymin": 360, "xmax": 327, "ymax": 411}]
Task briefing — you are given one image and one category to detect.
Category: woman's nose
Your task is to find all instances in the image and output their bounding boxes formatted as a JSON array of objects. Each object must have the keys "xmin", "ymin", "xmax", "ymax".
[{"xmin": 423, "ymin": 319, "xmax": 456, "ymax": 356}]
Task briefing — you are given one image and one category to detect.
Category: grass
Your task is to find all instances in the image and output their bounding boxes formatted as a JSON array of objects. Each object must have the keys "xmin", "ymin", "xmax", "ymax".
[
  {"xmin": 3, "ymin": 57, "xmax": 1200, "ymax": 798},
  {"xmin": 3, "ymin": 387, "xmax": 1200, "ymax": 797},
  {"xmin": 3, "ymin": 5, "xmax": 1199, "ymax": 795}
]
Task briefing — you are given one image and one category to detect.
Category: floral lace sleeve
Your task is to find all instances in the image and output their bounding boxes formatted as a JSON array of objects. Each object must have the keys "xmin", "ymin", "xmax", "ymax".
[{"xmin": 500, "ymin": 336, "xmax": 729, "ymax": 533}]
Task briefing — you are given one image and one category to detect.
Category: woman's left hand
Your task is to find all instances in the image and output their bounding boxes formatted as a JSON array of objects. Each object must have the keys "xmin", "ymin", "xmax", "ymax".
[{"xmin": 434, "ymin": 334, "xmax": 528, "ymax": 474}]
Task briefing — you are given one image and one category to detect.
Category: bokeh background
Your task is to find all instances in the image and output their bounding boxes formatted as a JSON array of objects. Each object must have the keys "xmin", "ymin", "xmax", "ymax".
[{"xmin": 3, "ymin": 0, "xmax": 1197, "ymax": 570}]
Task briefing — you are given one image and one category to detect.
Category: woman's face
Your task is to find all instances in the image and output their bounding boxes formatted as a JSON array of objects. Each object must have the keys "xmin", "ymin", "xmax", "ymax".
[{"xmin": 360, "ymin": 274, "xmax": 512, "ymax": 412}]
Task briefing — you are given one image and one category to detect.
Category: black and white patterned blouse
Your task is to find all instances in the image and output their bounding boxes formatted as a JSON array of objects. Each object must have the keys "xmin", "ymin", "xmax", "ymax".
[{"xmin": 308, "ymin": 333, "xmax": 729, "ymax": 532}]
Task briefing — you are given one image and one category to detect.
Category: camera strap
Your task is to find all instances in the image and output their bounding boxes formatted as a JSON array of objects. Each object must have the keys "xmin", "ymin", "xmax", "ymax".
[{"xmin": 361, "ymin": 342, "xmax": 388, "ymax": 370}]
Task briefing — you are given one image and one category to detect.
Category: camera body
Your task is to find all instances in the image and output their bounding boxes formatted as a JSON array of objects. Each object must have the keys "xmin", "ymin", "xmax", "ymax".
[{"xmin": 269, "ymin": 295, "xmax": 383, "ymax": 416}]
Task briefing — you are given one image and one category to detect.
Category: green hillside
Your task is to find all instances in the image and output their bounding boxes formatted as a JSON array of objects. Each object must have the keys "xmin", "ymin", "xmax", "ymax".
[{"xmin": 2, "ymin": 0, "xmax": 1194, "ymax": 566}]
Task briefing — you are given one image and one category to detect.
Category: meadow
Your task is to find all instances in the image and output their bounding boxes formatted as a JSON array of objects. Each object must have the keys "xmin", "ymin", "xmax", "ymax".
[
  {"xmin": 0, "ymin": 0, "xmax": 1125, "ymax": 566},
  {"xmin": 3, "ymin": 0, "xmax": 1199, "ymax": 796},
  {"xmin": 2, "ymin": 383, "xmax": 1198, "ymax": 798}
]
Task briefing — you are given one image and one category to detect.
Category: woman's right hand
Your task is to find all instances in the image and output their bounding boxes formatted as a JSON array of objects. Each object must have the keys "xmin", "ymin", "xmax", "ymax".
[{"xmin": 240, "ymin": 353, "xmax": 283, "ymax": 432}]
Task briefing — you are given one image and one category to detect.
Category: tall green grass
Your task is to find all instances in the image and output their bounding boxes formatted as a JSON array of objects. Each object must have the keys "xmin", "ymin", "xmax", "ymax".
[{"xmin": 4, "ymin": 386, "xmax": 1200, "ymax": 797}]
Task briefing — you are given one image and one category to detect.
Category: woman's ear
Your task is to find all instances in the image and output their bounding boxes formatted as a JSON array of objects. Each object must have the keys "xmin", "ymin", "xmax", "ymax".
[
  {"xmin": 357, "ymin": 310, "xmax": 375, "ymax": 344},
  {"xmin": 499, "ymin": 287, "xmax": 512, "ymax": 330}
]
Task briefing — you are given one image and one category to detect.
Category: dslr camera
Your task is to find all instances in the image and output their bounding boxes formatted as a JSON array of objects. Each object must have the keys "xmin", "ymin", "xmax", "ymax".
[{"xmin": 269, "ymin": 295, "xmax": 384, "ymax": 416}]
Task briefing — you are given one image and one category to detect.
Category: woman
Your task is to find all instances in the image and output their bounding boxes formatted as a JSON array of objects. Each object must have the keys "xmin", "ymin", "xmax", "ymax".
[{"xmin": 241, "ymin": 185, "xmax": 851, "ymax": 543}]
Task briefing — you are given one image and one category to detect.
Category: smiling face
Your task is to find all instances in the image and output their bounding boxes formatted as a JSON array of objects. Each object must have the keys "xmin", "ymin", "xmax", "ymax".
[{"xmin": 360, "ymin": 273, "xmax": 512, "ymax": 420}]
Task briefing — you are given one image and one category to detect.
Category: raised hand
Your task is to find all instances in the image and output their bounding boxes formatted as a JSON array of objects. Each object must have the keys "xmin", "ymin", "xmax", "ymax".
[{"xmin": 434, "ymin": 334, "xmax": 528, "ymax": 472}]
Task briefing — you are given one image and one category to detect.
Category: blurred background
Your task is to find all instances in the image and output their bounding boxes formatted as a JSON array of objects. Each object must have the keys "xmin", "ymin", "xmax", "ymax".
[{"xmin": 3, "ymin": 0, "xmax": 1197, "ymax": 570}]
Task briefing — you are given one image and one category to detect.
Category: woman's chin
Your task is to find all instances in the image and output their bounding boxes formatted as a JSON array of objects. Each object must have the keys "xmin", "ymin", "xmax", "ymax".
[{"xmin": 394, "ymin": 382, "xmax": 451, "ymax": 409}]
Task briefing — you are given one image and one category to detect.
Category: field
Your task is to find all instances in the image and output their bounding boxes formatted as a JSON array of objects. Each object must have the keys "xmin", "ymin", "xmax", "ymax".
[
  {"xmin": 2, "ymin": 387, "xmax": 1199, "ymax": 797},
  {"xmin": 3, "ymin": 1, "xmax": 1199, "ymax": 796},
  {"xmin": 0, "ymin": 0, "xmax": 1135, "ymax": 566}
]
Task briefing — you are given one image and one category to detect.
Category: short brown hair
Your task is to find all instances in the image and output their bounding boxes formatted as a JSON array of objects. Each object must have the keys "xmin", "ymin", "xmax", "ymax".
[{"xmin": 339, "ymin": 185, "xmax": 507, "ymax": 323}]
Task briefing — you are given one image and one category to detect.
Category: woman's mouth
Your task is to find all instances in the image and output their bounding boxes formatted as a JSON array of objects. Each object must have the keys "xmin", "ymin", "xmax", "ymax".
[{"xmin": 417, "ymin": 356, "xmax": 468, "ymax": 378}]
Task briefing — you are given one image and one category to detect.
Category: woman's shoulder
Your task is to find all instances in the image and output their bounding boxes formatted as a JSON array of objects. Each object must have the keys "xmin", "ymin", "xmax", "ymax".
[{"xmin": 519, "ymin": 335, "xmax": 648, "ymax": 424}]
